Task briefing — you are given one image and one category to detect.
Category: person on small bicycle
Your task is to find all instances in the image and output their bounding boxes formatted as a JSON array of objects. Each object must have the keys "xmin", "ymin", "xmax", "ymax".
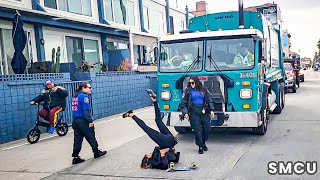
[{"xmin": 30, "ymin": 80, "xmax": 69, "ymax": 134}]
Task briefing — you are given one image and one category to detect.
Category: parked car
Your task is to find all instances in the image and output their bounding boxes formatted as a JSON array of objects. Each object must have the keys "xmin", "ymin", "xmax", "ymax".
[
  {"xmin": 299, "ymin": 68, "xmax": 305, "ymax": 82},
  {"xmin": 284, "ymin": 63, "xmax": 297, "ymax": 93}
]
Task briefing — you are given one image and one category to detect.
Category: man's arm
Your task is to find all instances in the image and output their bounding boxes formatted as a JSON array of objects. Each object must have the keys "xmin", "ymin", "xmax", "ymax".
[
  {"xmin": 233, "ymin": 55, "xmax": 241, "ymax": 64},
  {"xmin": 81, "ymin": 96, "xmax": 93, "ymax": 123},
  {"xmin": 55, "ymin": 86, "xmax": 69, "ymax": 97},
  {"xmin": 179, "ymin": 88, "xmax": 189, "ymax": 114},
  {"xmin": 31, "ymin": 94, "xmax": 44, "ymax": 103}
]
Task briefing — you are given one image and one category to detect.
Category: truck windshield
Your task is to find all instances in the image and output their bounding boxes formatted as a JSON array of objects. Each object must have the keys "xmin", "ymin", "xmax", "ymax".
[
  {"xmin": 284, "ymin": 63, "xmax": 292, "ymax": 71},
  {"xmin": 159, "ymin": 40, "xmax": 203, "ymax": 72},
  {"xmin": 206, "ymin": 38, "xmax": 255, "ymax": 71}
]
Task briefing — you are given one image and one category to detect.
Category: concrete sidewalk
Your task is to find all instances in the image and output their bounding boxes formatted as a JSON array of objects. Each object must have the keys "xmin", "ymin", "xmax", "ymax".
[{"xmin": 0, "ymin": 105, "xmax": 164, "ymax": 180}]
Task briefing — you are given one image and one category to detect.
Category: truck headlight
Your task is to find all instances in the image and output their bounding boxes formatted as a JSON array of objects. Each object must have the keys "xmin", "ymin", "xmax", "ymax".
[
  {"xmin": 240, "ymin": 89, "xmax": 252, "ymax": 99},
  {"xmin": 160, "ymin": 91, "xmax": 171, "ymax": 100}
]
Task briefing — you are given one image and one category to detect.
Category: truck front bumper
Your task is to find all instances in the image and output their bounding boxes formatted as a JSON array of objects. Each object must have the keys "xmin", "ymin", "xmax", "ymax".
[
  {"xmin": 285, "ymin": 79, "xmax": 295, "ymax": 87},
  {"xmin": 165, "ymin": 112, "xmax": 260, "ymax": 128}
]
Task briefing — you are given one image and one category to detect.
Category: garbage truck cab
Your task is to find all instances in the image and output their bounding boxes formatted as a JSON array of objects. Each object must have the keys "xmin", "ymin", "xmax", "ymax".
[{"xmin": 157, "ymin": 10, "xmax": 285, "ymax": 135}]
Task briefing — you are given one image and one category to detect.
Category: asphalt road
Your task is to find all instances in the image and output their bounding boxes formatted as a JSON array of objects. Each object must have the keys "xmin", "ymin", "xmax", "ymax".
[{"xmin": 0, "ymin": 70, "xmax": 319, "ymax": 180}]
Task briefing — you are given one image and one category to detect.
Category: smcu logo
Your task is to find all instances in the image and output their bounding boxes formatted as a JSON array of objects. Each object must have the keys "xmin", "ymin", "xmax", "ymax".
[{"xmin": 268, "ymin": 161, "xmax": 317, "ymax": 175}]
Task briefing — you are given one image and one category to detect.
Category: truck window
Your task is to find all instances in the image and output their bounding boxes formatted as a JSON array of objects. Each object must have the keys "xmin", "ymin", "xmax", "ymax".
[
  {"xmin": 159, "ymin": 40, "xmax": 204, "ymax": 72},
  {"xmin": 206, "ymin": 38, "xmax": 255, "ymax": 71},
  {"xmin": 284, "ymin": 63, "xmax": 292, "ymax": 71}
]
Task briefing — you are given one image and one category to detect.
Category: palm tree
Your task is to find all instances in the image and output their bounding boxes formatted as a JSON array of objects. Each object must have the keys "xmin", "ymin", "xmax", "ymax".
[{"xmin": 317, "ymin": 39, "xmax": 320, "ymax": 51}]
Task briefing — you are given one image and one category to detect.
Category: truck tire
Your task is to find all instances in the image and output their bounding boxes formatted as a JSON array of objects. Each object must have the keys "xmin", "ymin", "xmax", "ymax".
[
  {"xmin": 174, "ymin": 127, "xmax": 190, "ymax": 134},
  {"xmin": 292, "ymin": 83, "xmax": 297, "ymax": 93},
  {"xmin": 252, "ymin": 94, "xmax": 269, "ymax": 135}
]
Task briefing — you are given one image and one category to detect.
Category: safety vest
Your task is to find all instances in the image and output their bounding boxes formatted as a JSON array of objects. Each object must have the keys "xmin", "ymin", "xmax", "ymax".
[{"xmin": 233, "ymin": 53, "xmax": 254, "ymax": 65}]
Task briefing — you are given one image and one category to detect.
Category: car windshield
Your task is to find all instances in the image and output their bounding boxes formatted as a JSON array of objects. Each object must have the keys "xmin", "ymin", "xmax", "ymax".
[
  {"xmin": 159, "ymin": 40, "xmax": 203, "ymax": 72},
  {"xmin": 284, "ymin": 63, "xmax": 292, "ymax": 71},
  {"xmin": 206, "ymin": 38, "xmax": 255, "ymax": 71}
]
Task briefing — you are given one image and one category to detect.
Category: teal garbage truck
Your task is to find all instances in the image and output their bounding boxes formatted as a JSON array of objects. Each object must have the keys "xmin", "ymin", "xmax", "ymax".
[{"xmin": 156, "ymin": 3, "xmax": 285, "ymax": 135}]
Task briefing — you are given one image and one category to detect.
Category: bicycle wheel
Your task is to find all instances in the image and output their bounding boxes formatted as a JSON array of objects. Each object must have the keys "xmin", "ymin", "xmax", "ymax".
[
  {"xmin": 56, "ymin": 123, "xmax": 68, "ymax": 136},
  {"xmin": 27, "ymin": 128, "xmax": 41, "ymax": 144}
]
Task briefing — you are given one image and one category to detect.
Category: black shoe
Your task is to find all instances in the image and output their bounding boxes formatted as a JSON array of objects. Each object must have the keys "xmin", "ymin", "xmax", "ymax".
[
  {"xmin": 198, "ymin": 147, "xmax": 203, "ymax": 154},
  {"xmin": 203, "ymin": 145, "xmax": 208, "ymax": 151},
  {"xmin": 146, "ymin": 89, "xmax": 156, "ymax": 98},
  {"xmin": 94, "ymin": 150, "xmax": 107, "ymax": 158},
  {"xmin": 122, "ymin": 110, "xmax": 133, "ymax": 118},
  {"xmin": 72, "ymin": 157, "xmax": 85, "ymax": 164}
]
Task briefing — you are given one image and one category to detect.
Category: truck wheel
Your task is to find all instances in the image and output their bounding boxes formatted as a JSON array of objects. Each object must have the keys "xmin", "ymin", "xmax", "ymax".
[
  {"xmin": 292, "ymin": 83, "xmax": 297, "ymax": 93},
  {"xmin": 252, "ymin": 95, "xmax": 269, "ymax": 135},
  {"xmin": 174, "ymin": 127, "xmax": 190, "ymax": 134},
  {"xmin": 281, "ymin": 89, "xmax": 285, "ymax": 109}
]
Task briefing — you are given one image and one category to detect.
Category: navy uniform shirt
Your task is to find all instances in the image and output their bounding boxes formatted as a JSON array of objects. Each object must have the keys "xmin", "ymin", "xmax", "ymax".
[{"xmin": 72, "ymin": 92, "xmax": 90, "ymax": 119}]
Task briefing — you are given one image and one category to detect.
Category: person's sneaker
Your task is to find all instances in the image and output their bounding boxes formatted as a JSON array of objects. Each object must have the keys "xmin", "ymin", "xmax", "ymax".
[
  {"xmin": 94, "ymin": 150, "xmax": 107, "ymax": 158},
  {"xmin": 122, "ymin": 110, "xmax": 133, "ymax": 118},
  {"xmin": 146, "ymin": 89, "xmax": 156, "ymax": 98},
  {"xmin": 198, "ymin": 147, "xmax": 204, "ymax": 154},
  {"xmin": 203, "ymin": 144, "xmax": 208, "ymax": 151},
  {"xmin": 72, "ymin": 157, "xmax": 85, "ymax": 164},
  {"xmin": 47, "ymin": 126, "xmax": 55, "ymax": 134}
]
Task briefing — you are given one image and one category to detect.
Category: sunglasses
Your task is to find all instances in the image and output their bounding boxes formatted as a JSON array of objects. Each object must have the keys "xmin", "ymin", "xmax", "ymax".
[
  {"xmin": 189, "ymin": 82, "xmax": 195, "ymax": 85},
  {"xmin": 86, "ymin": 86, "xmax": 92, "ymax": 89}
]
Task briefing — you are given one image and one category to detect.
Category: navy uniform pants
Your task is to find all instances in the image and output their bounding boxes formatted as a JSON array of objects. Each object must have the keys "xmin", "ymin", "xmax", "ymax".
[
  {"xmin": 72, "ymin": 118, "xmax": 99, "ymax": 157},
  {"xmin": 189, "ymin": 106, "xmax": 211, "ymax": 148},
  {"xmin": 132, "ymin": 101, "xmax": 177, "ymax": 149}
]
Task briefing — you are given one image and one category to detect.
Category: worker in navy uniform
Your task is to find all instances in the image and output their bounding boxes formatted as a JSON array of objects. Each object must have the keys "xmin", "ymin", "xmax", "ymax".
[
  {"xmin": 71, "ymin": 82, "xmax": 106, "ymax": 164},
  {"xmin": 122, "ymin": 90, "xmax": 180, "ymax": 170},
  {"xmin": 179, "ymin": 76, "xmax": 215, "ymax": 154}
]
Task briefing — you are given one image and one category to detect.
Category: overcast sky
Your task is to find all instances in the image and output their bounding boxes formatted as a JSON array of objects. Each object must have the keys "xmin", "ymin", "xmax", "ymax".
[{"xmin": 176, "ymin": 0, "xmax": 320, "ymax": 58}]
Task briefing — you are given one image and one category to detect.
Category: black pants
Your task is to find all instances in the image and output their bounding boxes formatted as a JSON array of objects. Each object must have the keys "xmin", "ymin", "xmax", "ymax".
[
  {"xmin": 132, "ymin": 102, "xmax": 177, "ymax": 149},
  {"xmin": 189, "ymin": 106, "xmax": 211, "ymax": 148},
  {"xmin": 72, "ymin": 118, "xmax": 99, "ymax": 157}
]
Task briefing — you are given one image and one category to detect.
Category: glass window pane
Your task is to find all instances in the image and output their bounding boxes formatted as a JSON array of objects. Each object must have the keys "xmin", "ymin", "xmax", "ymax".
[
  {"xmin": 127, "ymin": 1, "xmax": 134, "ymax": 26},
  {"xmin": 114, "ymin": 0, "xmax": 127, "ymax": 24},
  {"xmin": 149, "ymin": 10, "xmax": 161, "ymax": 33},
  {"xmin": 58, "ymin": 0, "xmax": 67, "ymax": 11},
  {"xmin": 2, "ymin": 29, "xmax": 31, "ymax": 74},
  {"xmin": 44, "ymin": 0, "xmax": 57, "ymax": 9},
  {"xmin": 82, "ymin": 0, "xmax": 92, "ymax": 16},
  {"xmin": 133, "ymin": 45, "xmax": 139, "ymax": 64},
  {"xmin": 159, "ymin": 40, "xmax": 203, "ymax": 72},
  {"xmin": 84, "ymin": 39, "xmax": 100, "ymax": 72},
  {"xmin": 44, "ymin": 34, "xmax": 65, "ymax": 63},
  {"xmin": 104, "ymin": 0, "xmax": 113, "ymax": 21},
  {"xmin": 67, "ymin": 0, "xmax": 82, "ymax": 15},
  {"xmin": 118, "ymin": 42, "xmax": 128, "ymax": 49},
  {"xmin": 143, "ymin": 6, "xmax": 149, "ymax": 29},
  {"xmin": 66, "ymin": 36, "xmax": 83, "ymax": 67}
]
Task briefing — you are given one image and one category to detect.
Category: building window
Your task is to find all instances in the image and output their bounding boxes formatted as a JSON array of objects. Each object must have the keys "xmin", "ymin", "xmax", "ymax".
[
  {"xmin": 104, "ymin": 0, "xmax": 135, "ymax": 26},
  {"xmin": 66, "ymin": 36, "xmax": 100, "ymax": 72},
  {"xmin": 84, "ymin": 39, "xmax": 100, "ymax": 72},
  {"xmin": 133, "ymin": 45, "xmax": 155, "ymax": 65},
  {"xmin": 44, "ymin": 0, "xmax": 92, "ymax": 16},
  {"xmin": 143, "ymin": 6, "xmax": 149, "ymax": 29},
  {"xmin": 144, "ymin": 8, "xmax": 163, "ymax": 33},
  {"xmin": 173, "ymin": 18, "xmax": 184, "ymax": 34},
  {"xmin": 44, "ymin": 33, "xmax": 65, "ymax": 63},
  {"xmin": 0, "ymin": 28, "xmax": 34, "ymax": 75}
]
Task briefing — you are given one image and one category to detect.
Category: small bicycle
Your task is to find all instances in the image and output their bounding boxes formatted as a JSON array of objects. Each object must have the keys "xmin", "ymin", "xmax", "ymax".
[{"xmin": 27, "ymin": 103, "xmax": 69, "ymax": 144}]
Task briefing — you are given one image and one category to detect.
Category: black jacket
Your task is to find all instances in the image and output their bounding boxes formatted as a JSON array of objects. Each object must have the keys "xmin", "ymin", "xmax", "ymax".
[
  {"xmin": 179, "ymin": 86, "xmax": 215, "ymax": 115},
  {"xmin": 32, "ymin": 86, "xmax": 69, "ymax": 110},
  {"xmin": 148, "ymin": 147, "xmax": 179, "ymax": 170}
]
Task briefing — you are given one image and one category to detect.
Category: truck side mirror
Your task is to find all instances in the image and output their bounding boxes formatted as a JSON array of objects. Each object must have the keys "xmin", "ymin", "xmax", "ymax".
[{"xmin": 261, "ymin": 38, "xmax": 268, "ymax": 61}]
